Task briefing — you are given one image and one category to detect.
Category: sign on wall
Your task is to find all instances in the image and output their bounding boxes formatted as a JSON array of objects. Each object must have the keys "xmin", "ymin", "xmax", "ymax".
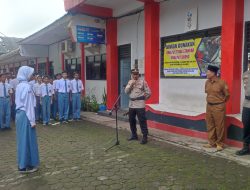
[
  {"xmin": 163, "ymin": 36, "xmax": 221, "ymax": 77},
  {"xmin": 184, "ymin": 8, "xmax": 198, "ymax": 32},
  {"xmin": 76, "ymin": 25, "xmax": 105, "ymax": 44}
]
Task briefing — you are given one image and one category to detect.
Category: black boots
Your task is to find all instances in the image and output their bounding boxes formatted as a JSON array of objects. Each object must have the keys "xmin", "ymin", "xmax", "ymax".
[
  {"xmin": 127, "ymin": 135, "xmax": 148, "ymax": 144},
  {"xmin": 127, "ymin": 135, "xmax": 138, "ymax": 141},
  {"xmin": 140, "ymin": 136, "xmax": 148, "ymax": 145},
  {"xmin": 235, "ymin": 143, "xmax": 250, "ymax": 156}
]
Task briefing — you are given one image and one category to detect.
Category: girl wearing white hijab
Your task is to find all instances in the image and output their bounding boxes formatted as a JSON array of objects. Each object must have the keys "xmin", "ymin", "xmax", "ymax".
[{"xmin": 15, "ymin": 66, "xmax": 39, "ymax": 173}]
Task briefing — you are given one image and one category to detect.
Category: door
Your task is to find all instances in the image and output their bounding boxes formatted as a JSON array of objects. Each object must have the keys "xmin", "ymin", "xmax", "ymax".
[{"xmin": 119, "ymin": 44, "xmax": 131, "ymax": 109}]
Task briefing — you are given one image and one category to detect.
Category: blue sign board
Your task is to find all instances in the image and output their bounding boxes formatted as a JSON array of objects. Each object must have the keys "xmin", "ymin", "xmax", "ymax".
[{"xmin": 76, "ymin": 25, "xmax": 105, "ymax": 44}]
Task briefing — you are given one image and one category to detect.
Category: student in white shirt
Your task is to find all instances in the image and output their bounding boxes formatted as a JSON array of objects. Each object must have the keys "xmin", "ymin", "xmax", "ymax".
[
  {"xmin": 56, "ymin": 71, "xmax": 71, "ymax": 123},
  {"xmin": 52, "ymin": 73, "xmax": 61, "ymax": 120},
  {"xmin": 10, "ymin": 74, "xmax": 19, "ymax": 121},
  {"xmin": 33, "ymin": 75, "xmax": 42, "ymax": 122},
  {"xmin": 15, "ymin": 66, "xmax": 39, "ymax": 173},
  {"xmin": 40, "ymin": 76, "xmax": 54, "ymax": 125},
  {"xmin": 71, "ymin": 72, "xmax": 84, "ymax": 121},
  {"xmin": 0, "ymin": 73, "xmax": 13, "ymax": 130}
]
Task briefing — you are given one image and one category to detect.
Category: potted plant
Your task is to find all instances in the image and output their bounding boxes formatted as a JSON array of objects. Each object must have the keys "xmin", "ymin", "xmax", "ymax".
[{"xmin": 99, "ymin": 88, "xmax": 107, "ymax": 111}]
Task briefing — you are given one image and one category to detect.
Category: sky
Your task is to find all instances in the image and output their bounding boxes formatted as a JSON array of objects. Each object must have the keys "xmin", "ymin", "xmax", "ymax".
[{"xmin": 0, "ymin": 0, "xmax": 66, "ymax": 38}]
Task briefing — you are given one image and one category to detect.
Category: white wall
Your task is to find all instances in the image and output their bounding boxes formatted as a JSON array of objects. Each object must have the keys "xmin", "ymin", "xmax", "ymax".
[
  {"xmin": 49, "ymin": 43, "xmax": 61, "ymax": 74},
  {"xmin": 160, "ymin": 0, "xmax": 222, "ymax": 37},
  {"xmin": 85, "ymin": 80, "xmax": 107, "ymax": 103},
  {"xmin": 118, "ymin": 12, "xmax": 144, "ymax": 68},
  {"xmin": 159, "ymin": 0, "xmax": 222, "ymax": 113}
]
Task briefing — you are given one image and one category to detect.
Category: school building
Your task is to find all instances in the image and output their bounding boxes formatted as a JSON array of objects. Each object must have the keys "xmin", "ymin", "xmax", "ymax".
[{"xmin": 0, "ymin": 0, "xmax": 249, "ymax": 147}]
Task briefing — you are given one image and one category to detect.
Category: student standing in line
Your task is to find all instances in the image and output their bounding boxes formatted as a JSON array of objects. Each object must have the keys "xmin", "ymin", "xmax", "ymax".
[
  {"xmin": 33, "ymin": 75, "xmax": 42, "ymax": 122},
  {"xmin": 10, "ymin": 74, "xmax": 19, "ymax": 121},
  {"xmin": 40, "ymin": 76, "xmax": 54, "ymax": 125},
  {"xmin": 0, "ymin": 73, "xmax": 13, "ymax": 130},
  {"xmin": 15, "ymin": 66, "xmax": 39, "ymax": 173},
  {"xmin": 52, "ymin": 73, "xmax": 61, "ymax": 121},
  {"xmin": 71, "ymin": 72, "xmax": 84, "ymax": 121},
  {"xmin": 56, "ymin": 71, "xmax": 71, "ymax": 124}
]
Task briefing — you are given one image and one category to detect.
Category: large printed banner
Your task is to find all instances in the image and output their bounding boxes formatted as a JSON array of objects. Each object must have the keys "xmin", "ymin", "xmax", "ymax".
[{"xmin": 163, "ymin": 36, "xmax": 221, "ymax": 77}]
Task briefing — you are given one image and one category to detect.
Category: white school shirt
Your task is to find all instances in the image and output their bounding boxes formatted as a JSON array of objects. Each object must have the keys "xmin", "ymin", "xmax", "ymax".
[
  {"xmin": 15, "ymin": 81, "xmax": 36, "ymax": 127},
  {"xmin": 53, "ymin": 80, "xmax": 58, "ymax": 91},
  {"xmin": 29, "ymin": 80, "xmax": 36, "ymax": 88},
  {"xmin": 33, "ymin": 83, "xmax": 42, "ymax": 96},
  {"xmin": 40, "ymin": 83, "xmax": 54, "ymax": 97},
  {"xmin": 0, "ymin": 82, "xmax": 12, "ymax": 97},
  {"xmin": 56, "ymin": 79, "xmax": 71, "ymax": 93},
  {"xmin": 9, "ymin": 78, "xmax": 19, "ymax": 91},
  {"xmin": 71, "ymin": 79, "xmax": 84, "ymax": 94}
]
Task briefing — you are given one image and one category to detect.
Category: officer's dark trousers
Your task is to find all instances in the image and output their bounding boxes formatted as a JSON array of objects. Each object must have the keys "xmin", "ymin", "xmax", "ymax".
[
  {"xmin": 242, "ymin": 107, "xmax": 250, "ymax": 144},
  {"xmin": 129, "ymin": 108, "xmax": 148, "ymax": 137}
]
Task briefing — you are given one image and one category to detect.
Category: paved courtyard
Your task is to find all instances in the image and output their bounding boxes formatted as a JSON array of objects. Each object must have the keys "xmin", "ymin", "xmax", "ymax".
[{"xmin": 0, "ymin": 120, "xmax": 250, "ymax": 190}]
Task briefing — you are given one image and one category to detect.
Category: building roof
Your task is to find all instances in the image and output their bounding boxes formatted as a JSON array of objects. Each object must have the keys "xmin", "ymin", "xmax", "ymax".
[{"xmin": 0, "ymin": 36, "xmax": 22, "ymax": 55}]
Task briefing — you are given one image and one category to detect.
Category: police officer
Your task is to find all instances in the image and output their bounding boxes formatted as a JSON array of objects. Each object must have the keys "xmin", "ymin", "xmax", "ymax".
[
  {"xmin": 204, "ymin": 65, "xmax": 230, "ymax": 151},
  {"xmin": 125, "ymin": 69, "xmax": 151, "ymax": 144},
  {"xmin": 236, "ymin": 60, "xmax": 250, "ymax": 156}
]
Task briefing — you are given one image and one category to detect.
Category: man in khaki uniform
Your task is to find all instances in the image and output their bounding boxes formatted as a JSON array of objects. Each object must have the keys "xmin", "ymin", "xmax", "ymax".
[
  {"xmin": 204, "ymin": 65, "xmax": 230, "ymax": 151},
  {"xmin": 125, "ymin": 69, "xmax": 151, "ymax": 144}
]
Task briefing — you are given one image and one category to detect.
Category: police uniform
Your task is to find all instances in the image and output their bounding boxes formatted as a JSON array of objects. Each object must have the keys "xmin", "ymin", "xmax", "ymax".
[
  {"xmin": 205, "ymin": 65, "xmax": 230, "ymax": 150},
  {"xmin": 125, "ymin": 69, "xmax": 151, "ymax": 144},
  {"xmin": 236, "ymin": 70, "xmax": 250, "ymax": 155}
]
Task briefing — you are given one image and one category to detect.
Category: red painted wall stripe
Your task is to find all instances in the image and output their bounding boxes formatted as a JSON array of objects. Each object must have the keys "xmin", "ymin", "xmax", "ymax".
[
  {"xmin": 106, "ymin": 18, "xmax": 118, "ymax": 110},
  {"xmin": 221, "ymin": 0, "xmax": 244, "ymax": 114},
  {"xmin": 65, "ymin": 3, "xmax": 112, "ymax": 18},
  {"xmin": 144, "ymin": 2, "xmax": 160, "ymax": 104}
]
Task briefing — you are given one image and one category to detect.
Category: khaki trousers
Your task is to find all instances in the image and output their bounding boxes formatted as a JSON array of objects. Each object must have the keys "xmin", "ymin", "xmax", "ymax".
[{"xmin": 206, "ymin": 103, "xmax": 226, "ymax": 146}]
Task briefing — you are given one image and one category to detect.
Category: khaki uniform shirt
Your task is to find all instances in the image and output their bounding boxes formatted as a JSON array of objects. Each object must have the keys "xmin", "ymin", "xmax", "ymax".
[
  {"xmin": 205, "ymin": 77, "xmax": 230, "ymax": 104},
  {"xmin": 125, "ymin": 79, "xmax": 151, "ymax": 108},
  {"xmin": 243, "ymin": 71, "xmax": 250, "ymax": 108}
]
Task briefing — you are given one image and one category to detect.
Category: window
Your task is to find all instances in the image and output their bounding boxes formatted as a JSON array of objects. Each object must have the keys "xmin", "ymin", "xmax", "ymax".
[
  {"xmin": 86, "ymin": 54, "xmax": 106, "ymax": 80},
  {"xmin": 161, "ymin": 27, "xmax": 221, "ymax": 78},
  {"xmin": 65, "ymin": 58, "xmax": 81, "ymax": 79}
]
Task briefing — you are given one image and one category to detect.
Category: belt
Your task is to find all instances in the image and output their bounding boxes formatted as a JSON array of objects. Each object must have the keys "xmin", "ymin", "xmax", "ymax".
[
  {"xmin": 207, "ymin": 102, "xmax": 224, "ymax": 106},
  {"xmin": 16, "ymin": 106, "xmax": 24, "ymax": 111},
  {"xmin": 245, "ymin": 96, "xmax": 250, "ymax": 100},
  {"xmin": 130, "ymin": 96, "xmax": 145, "ymax": 101}
]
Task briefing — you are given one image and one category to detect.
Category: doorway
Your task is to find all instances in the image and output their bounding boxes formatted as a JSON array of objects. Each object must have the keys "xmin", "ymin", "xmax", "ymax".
[{"xmin": 118, "ymin": 44, "xmax": 131, "ymax": 109}]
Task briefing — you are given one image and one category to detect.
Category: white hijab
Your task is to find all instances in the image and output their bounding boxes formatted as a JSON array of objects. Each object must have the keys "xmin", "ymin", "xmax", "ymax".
[{"xmin": 17, "ymin": 66, "xmax": 34, "ymax": 82}]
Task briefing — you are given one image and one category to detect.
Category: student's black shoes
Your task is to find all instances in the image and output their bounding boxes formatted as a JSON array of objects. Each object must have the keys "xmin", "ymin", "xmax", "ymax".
[{"xmin": 236, "ymin": 144, "xmax": 250, "ymax": 156}]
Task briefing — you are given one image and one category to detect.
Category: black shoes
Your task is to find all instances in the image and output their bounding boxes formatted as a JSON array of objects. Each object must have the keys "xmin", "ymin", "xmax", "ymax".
[
  {"xmin": 127, "ymin": 135, "xmax": 148, "ymax": 144},
  {"xmin": 236, "ymin": 144, "xmax": 250, "ymax": 156},
  {"xmin": 140, "ymin": 136, "xmax": 148, "ymax": 145},
  {"xmin": 127, "ymin": 136, "xmax": 138, "ymax": 141}
]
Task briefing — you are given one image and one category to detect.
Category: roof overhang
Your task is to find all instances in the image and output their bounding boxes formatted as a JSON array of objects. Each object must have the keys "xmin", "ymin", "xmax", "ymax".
[
  {"xmin": 64, "ymin": 0, "xmax": 145, "ymax": 18},
  {"xmin": 19, "ymin": 14, "xmax": 72, "ymax": 46},
  {"xmin": 0, "ymin": 48, "xmax": 33, "ymax": 66}
]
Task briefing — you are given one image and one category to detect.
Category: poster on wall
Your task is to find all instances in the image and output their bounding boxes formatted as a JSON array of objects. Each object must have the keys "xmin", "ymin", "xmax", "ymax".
[{"xmin": 163, "ymin": 36, "xmax": 221, "ymax": 77}]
